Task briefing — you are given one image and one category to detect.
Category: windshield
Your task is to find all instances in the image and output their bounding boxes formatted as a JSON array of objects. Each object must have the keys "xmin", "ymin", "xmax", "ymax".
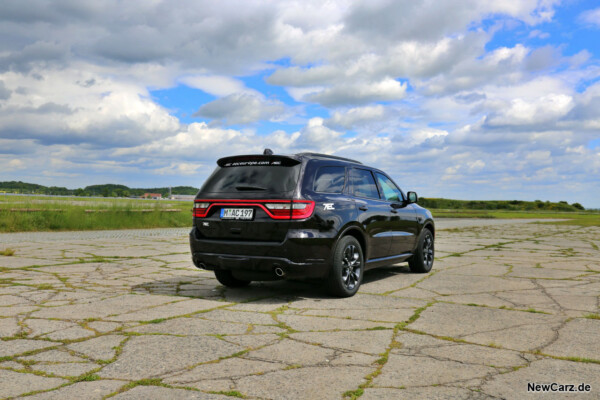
[{"xmin": 201, "ymin": 164, "xmax": 302, "ymax": 193}]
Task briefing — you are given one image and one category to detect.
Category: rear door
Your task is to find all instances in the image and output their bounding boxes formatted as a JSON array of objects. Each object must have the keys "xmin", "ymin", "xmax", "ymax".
[
  {"xmin": 350, "ymin": 168, "xmax": 392, "ymax": 260},
  {"xmin": 194, "ymin": 155, "xmax": 301, "ymax": 242},
  {"xmin": 374, "ymin": 172, "xmax": 419, "ymax": 254}
]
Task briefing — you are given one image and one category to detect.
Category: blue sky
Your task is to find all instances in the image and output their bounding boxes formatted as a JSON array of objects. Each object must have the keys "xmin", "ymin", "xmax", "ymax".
[{"xmin": 0, "ymin": 0, "xmax": 599, "ymax": 207}]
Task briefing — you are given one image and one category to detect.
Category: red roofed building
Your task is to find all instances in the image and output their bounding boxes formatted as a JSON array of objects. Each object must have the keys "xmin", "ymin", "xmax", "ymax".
[{"xmin": 141, "ymin": 193, "xmax": 162, "ymax": 199}]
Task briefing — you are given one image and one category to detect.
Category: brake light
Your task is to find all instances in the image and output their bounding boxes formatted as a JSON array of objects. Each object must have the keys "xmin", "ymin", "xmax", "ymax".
[
  {"xmin": 193, "ymin": 202, "xmax": 209, "ymax": 218},
  {"xmin": 265, "ymin": 203, "xmax": 291, "ymax": 218},
  {"xmin": 291, "ymin": 201, "xmax": 315, "ymax": 219},
  {"xmin": 193, "ymin": 200, "xmax": 315, "ymax": 220}
]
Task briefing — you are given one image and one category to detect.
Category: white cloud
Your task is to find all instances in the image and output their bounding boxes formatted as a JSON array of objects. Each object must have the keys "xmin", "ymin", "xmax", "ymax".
[
  {"xmin": 528, "ymin": 29, "xmax": 550, "ymax": 39},
  {"xmin": 179, "ymin": 75, "xmax": 246, "ymax": 96},
  {"xmin": 193, "ymin": 92, "xmax": 286, "ymax": 125},
  {"xmin": 580, "ymin": 7, "xmax": 600, "ymax": 27},
  {"xmin": 485, "ymin": 94, "xmax": 574, "ymax": 126},
  {"xmin": 154, "ymin": 162, "xmax": 204, "ymax": 176},
  {"xmin": 0, "ymin": 67, "xmax": 179, "ymax": 146},
  {"xmin": 325, "ymin": 105, "xmax": 386, "ymax": 129},
  {"xmin": 305, "ymin": 78, "xmax": 407, "ymax": 106},
  {"xmin": 6, "ymin": 158, "xmax": 24, "ymax": 170},
  {"xmin": 2, "ymin": 0, "xmax": 600, "ymax": 207}
]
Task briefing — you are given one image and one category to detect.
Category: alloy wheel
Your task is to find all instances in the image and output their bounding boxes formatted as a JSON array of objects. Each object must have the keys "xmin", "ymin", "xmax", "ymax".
[
  {"xmin": 423, "ymin": 234, "xmax": 434, "ymax": 269},
  {"xmin": 341, "ymin": 244, "xmax": 362, "ymax": 290}
]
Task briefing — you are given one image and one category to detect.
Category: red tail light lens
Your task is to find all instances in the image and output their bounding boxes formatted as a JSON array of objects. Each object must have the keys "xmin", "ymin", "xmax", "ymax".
[
  {"xmin": 193, "ymin": 202, "xmax": 209, "ymax": 218},
  {"xmin": 193, "ymin": 200, "xmax": 315, "ymax": 220},
  {"xmin": 291, "ymin": 201, "xmax": 315, "ymax": 219},
  {"xmin": 265, "ymin": 203, "xmax": 291, "ymax": 218}
]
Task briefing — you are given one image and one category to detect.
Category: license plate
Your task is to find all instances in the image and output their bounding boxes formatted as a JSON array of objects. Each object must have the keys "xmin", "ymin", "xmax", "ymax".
[{"xmin": 220, "ymin": 208, "xmax": 254, "ymax": 220}]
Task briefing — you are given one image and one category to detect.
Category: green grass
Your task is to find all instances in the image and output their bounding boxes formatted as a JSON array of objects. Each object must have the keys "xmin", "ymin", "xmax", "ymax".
[
  {"xmin": 36, "ymin": 284, "xmax": 54, "ymax": 290},
  {"xmin": 121, "ymin": 378, "xmax": 167, "ymax": 390},
  {"xmin": 2, "ymin": 194, "xmax": 599, "ymax": 232},
  {"xmin": 208, "ymin": 391, "xmax": 246, "ymax": 398},
  {"xmin": 0, "ymin": 195, "xmax": 192, "ymax": 232},
  {"xmin": 431, "ymin": 209, "xmax": 600, "ymax": 226},
  {"xmin": 0, "ymin": 248, "xmax": 15, "ymax": 256},
  {"xmin": 73, "ymin": 373, "xmax": 100, "ymax": 382}
]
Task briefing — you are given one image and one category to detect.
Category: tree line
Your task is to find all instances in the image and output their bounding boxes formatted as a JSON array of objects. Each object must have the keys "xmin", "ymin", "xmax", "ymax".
[
  {"xmin": 0, "ymin": 181, "xmax": 198, "ymax": 198},
  {"xmin": 418, "ymin": 197, "xmax": 585, "ymax": 211}
]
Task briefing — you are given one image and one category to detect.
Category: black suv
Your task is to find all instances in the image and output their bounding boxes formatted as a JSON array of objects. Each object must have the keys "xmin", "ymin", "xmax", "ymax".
[{"xmin": 189, "ymin": 150, "xmax": 435, "ymax": 297}]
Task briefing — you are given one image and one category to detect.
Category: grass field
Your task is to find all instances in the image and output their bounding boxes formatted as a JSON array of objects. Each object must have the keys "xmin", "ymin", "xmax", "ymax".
[
  {"xmin": 1, "ymin": 195, "xmax": 599, "ymax": 232},
  {"xmin": 431, "ymin": 209, "xmax": 600, "ymax": 226},
  {"xmin": 0, "ymin": 195, "xmax": 192, "ymax": 232}
]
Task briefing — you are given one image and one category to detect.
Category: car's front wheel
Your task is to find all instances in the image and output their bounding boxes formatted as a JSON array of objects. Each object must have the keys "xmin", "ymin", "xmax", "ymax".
[
  {"xmin": 214, "ymin": 269, "xmax": 251, "ymax": 288},
  {"xmin": 408, "ymin": 228, "xmax": 434, "ymax": 273},
  {"xmin": 327, "ymin": 236, "xmax": 364, "ymax": 297}
]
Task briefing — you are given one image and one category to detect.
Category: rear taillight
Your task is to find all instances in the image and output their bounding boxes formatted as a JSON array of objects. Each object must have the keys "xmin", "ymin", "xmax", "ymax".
[
  {"xmin": 193, "ymin": 202, "xmax": 209, "ymax": 218},
  {"xmin": 291, "ymin": 201, "xmax": 315, "ymax": 219},
  {"xmin": 265, "ymin": 203, "xmax": 291, "ymax": 218},
  {"xmin": 193, "ymin": 200, "xmax": 315, "ymax": 220}
]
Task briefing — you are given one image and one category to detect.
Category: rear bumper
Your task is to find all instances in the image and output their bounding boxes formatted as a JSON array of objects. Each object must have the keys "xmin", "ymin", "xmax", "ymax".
[{"xmin": 189, "ymin": 227, "xmax": 332, "ymax": 280}]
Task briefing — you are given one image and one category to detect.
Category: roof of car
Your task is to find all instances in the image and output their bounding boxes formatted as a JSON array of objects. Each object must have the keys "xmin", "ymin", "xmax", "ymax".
[{"xmin": 294, "ymin": 152, "xmax": 363, "ymax": 165}]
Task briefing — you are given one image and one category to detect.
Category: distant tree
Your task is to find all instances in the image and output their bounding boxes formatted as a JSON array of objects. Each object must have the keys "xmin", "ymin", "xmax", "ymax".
[{"xmin": 572, "ymin": 202, "xmax": 585, "ymax": 210}]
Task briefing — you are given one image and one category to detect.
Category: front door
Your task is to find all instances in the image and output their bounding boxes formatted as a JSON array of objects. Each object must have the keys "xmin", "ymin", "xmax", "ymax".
[
  {"xmin": 350, "ymin": 168, "xmax": 391, "ymax": 260},
  {"xmin": 374, "ymin": 172, "xmax": 419, "ymax": 255}
]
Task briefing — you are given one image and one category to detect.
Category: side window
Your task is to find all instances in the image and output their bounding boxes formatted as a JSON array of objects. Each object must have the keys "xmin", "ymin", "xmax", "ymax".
[
  {"xmin": 351, "ymin": 169, "xmax": 380, "ymax": 199},
  {"xmin": 375, "ymin": 173, "xmax": 403, "ymax": 202},
  {"xmin": 313, "ymin": 166, "xmax": 346, "ymax": 193}
]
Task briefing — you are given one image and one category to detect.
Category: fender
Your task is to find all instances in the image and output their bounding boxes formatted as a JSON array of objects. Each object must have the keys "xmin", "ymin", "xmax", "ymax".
[{"xmin": 335, "ymin": 222, "xmax": 369, "ymax": 260}]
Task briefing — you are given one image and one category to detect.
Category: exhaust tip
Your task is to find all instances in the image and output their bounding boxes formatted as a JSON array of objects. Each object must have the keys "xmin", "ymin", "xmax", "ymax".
[{"xmin": 274, "ymin": 267, "xmax": 285, "ymax": 277}]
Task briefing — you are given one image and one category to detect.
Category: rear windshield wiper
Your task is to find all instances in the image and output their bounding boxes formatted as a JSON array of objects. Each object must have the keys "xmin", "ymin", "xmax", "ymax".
[{"xmin": 235, "ymin": 185, "xmax": 267, "ymax": 191}]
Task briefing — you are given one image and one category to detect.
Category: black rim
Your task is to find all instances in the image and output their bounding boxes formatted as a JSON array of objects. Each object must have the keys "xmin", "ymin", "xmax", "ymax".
[
  {"xmin": 341, "ymin": 244, "xmax": 361, "ymax": 290},
  {"xmin": 423, "ymin": 234, "xmax": 434, "ymax": 269}
]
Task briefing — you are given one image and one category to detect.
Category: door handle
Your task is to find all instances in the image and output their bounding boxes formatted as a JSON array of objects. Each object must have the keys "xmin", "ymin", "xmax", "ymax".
[
  {"xmin": 390, "ymin": 209, "xmax": 398, "ymax": 214},
  {"xmin": 358, "ymin": 205, "xmax": 368, "ymax": 211}
]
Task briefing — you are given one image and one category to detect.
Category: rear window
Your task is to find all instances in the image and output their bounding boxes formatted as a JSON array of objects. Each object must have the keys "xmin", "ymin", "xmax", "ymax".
[
  {"xmin": 313, "ymin": 166, "xmax": 346, "ymax": 193},
  {"xmin": 201, "ymin": 163, "xmax": 301, "ymax": 193}
]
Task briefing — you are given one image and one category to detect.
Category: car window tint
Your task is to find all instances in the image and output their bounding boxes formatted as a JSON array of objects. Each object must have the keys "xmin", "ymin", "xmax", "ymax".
[
  {"xmin": 351, "ymin": 169, "xmax": 380, "ymax": 199},
  {"xmin": 201, "ymin": 164, "xmax": 301, "ymax": 193},
  {"xmin": 313, "ymin": 166, "xmax": 346, "ymax": 193},
  {"xmin": 375, "ymin": 173, "xmax": 403, "ymax": 202}
]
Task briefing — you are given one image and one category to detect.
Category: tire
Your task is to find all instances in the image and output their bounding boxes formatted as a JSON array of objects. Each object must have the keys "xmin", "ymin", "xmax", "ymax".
[
  {"xmin": 409, "ymin": 228, "xmax": 434, "ymax": 273},
  {"xmin": 327, "ymin": 236, "xmax": 364, "ymax": 297},
  {"xmin": 214, "ymin": 270, "xmax": 251, "ymax": 288}
]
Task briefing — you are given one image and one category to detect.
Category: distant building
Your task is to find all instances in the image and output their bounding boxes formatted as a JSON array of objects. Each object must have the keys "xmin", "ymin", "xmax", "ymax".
[
  {"xmin": 141, "ymin": 193, "xmax": 162, "ymax": 199},
  {"xmin": 169, "ymin": 194, "xmax": 195, "ymax": 200}
]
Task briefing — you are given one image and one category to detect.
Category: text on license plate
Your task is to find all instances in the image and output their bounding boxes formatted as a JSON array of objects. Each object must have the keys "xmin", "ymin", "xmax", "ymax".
[{"xmin": 220, "ymin": 208, "xmax": 254, "ymax": 220}]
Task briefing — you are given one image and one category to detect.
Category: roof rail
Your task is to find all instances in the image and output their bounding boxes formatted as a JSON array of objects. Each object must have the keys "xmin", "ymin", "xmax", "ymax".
[{"xmin": 296, "ymin": 152, "xmax": 362, "ymax": 164}]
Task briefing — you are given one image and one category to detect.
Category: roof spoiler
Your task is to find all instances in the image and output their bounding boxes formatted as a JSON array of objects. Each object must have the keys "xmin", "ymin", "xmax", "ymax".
[{"xmin": 217, "ymin": 154, "xmax": 301, "ymax": 167}]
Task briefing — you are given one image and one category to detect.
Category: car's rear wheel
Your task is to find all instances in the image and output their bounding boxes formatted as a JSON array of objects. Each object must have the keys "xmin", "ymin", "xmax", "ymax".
[
  {"xmin": 214, "ymin": 269, "xmax": 251, "ymax": 288},
  {"xmin": 327, "ymin": 236, "xmax": 364, "ymax": 297},
  {"xmin": 408, "ymin": 228, "xmax": 434, "ymax": 273}
]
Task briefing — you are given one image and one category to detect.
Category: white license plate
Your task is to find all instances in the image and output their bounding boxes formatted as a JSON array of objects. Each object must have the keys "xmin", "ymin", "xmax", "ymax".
[{"xmin": 220, "ymin": 208, "xmax": 254, "ymax": 220}]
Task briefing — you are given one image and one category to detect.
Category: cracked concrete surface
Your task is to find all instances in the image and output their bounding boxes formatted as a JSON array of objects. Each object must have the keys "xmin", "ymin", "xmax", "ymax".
[{"xmin": 0, "ymin": 219, "xmax": 598, "ymax": 399}]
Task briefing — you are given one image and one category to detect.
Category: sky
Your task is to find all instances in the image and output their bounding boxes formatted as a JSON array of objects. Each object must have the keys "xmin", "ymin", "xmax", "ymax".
[{"xmin": 0, "ymin": 0, "xmax": 599, "ymax": 207}]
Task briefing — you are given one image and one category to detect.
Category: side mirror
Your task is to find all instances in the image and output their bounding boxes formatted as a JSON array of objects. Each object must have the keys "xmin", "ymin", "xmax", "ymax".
[{"xmin": 407, "ymin": 191, "xmax": 418, "ymax": 204}]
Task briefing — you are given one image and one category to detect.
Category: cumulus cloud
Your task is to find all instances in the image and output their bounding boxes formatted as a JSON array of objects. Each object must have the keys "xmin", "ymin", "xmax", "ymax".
[
  {"xmin": 305, "ymin": 79, "xmax": 407, "ymax": 106},
  {"xmin": 580, "ymin": 7, "xmax": 600, "ymax": 27},
  {"xmin": 325, "ymin": 105, "xmax": 386, "ymax": 129},
  {"xmin": 0, "ymin": 80, "xmax": 11, "ymax": 99},
  {"xmin": 1, "ymin": 0, "xmax": 600, "ymax": 207},
  {"xmin": 179, "ymin": 75, "xmax": 246, "ymax": 97},
  {"xmin": 485, "ymin": 94, "xmax": 574, "ymax": 127},
  {"xmin": 193, "ymin": 92, "xmax": 286, "ymax": 125},
  {"xmin": 0, "ymin": 67, "xmax": 179, "ymax": 146}
]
